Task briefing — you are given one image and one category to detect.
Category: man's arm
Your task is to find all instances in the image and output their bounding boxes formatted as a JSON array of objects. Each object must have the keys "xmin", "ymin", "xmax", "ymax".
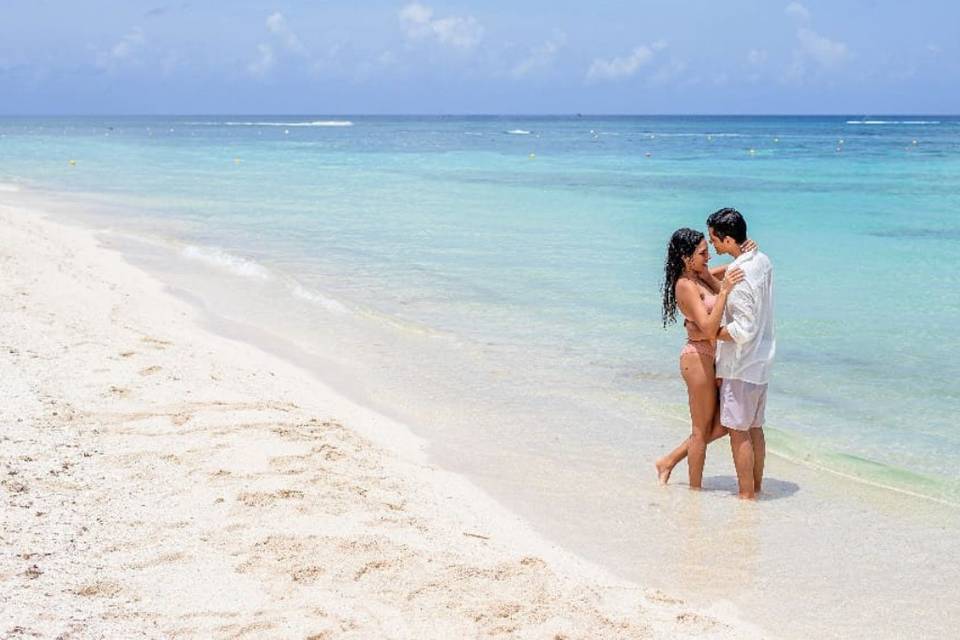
[{"xmin": 718, "ymin": 284, "xmax": 758, "ymax": 344}]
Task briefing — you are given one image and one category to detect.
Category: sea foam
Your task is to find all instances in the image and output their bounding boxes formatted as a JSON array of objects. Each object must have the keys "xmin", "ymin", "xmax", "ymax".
[
  {"xmin": 181, "ymin": 245, "xmax": 272, "ymax": 280},
  {"xmin": 223, "ymin": 121, "xmax": 354, "ymax": 127},
  {"xmin": 290, "ymin": 283, "xmax": 349, "ymax": 313},
  {"xmin": 846, "ymin": 120, "xmax": 941, "ymax": 125},
  {"xmin": 185, "ymin": 120, "xmax": 354, "ymax": 127}
]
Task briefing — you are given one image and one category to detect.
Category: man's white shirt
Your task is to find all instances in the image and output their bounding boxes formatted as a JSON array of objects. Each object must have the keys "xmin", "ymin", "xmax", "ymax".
[{"xmin": 716, "ymin": 249, "xmax": 776, "ymax": 384}]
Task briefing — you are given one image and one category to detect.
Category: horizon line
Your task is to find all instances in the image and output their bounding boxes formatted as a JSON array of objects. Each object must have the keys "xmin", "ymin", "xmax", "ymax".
[{"xmin": 1, "ymin": 113, "xmax": 957, "ymax": 118}]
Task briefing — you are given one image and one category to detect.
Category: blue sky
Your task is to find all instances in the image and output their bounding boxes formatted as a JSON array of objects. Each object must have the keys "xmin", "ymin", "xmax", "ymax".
[{"xmin": 1, "ymin": 1, "xmax": 957, "ymax": 114}]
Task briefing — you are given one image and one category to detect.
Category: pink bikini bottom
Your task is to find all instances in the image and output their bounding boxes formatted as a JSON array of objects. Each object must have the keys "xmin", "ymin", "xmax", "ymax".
[{"xmin": 680, "ymin": 340, "xmax": 716, "ymax": 359}]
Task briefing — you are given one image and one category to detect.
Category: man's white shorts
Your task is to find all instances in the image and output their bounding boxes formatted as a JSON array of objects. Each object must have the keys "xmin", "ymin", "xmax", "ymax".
[{"xmin": 720, "ymin": 379, "xmax": 767, "ymax": 431}]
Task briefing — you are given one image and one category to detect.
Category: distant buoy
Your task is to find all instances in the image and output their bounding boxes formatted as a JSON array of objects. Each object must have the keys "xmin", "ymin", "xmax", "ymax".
[
  {"xmin": 68, "ymin": 159, "xmax": 77, "ymax": 166},
  {"xmin": 707, "ymin": 135, "xmax": 713, "ymax": 141},
  {"xmin": 748, "ymin": 148, "xmax": 756, "ymax": 155},
  {"xmin": 836, "ymin": 146, "xmax": 842, "ymax": 152},
  {"xmin": 912, "ymin": 139, "xmax": 918, "ymax": 145},
  {"xmin": 284, "ymin": 129, "xmax": 290, "ymax": 135},
  {"xmin": 773, "ymin": 137, "xmax": 779, "ymax": 143},
  {"xmin": 644, "ymin": 152, "xmax": 652, "ymax": 158},
  {"xmin": 838, "ymin": 138, "xmax": 844, "ymax": 144},
  {"xmin": 528, "ymin": 153, "xmax": 536, "ymax": 159}
]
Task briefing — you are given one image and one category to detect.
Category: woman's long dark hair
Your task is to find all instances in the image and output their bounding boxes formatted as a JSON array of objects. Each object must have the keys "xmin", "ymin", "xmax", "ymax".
[{"xmin": 661, "ymin": 227, "xmax": 704, "ymax": 327}]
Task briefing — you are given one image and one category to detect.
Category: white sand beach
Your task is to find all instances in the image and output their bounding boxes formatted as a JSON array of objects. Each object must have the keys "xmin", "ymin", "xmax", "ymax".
[{"xmin": 0, "ymin": 202, "xmax": 765, "ymax": 637}]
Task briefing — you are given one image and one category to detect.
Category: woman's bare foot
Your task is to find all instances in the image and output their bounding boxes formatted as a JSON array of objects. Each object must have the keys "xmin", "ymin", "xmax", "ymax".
[{"xmin": 655, "ymin": 458, "xmax": 673, "ymax": 485}]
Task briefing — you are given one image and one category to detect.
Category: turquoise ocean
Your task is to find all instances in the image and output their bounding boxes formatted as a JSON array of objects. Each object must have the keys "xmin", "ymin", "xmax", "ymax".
[{"xmin": 2, "ymin": 115, "xmax": 958, "ymax": 637}]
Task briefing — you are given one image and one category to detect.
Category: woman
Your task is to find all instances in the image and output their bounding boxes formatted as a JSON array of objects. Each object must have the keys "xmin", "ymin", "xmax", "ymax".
[{"xmin": 654, "ymin": 228, "xmax": 749, "ymax": 489}]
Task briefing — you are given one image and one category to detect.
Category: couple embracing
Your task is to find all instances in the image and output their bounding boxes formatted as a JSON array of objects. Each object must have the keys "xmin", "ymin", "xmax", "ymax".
[{"xmin": 655, "ymin": 208, "xmax": 776, "ymax": 500}]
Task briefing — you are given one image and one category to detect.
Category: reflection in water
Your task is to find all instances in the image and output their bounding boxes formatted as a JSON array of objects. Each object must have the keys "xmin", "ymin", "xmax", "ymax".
[{"xmin": 725, "ymin": 501, "xmax": 761, "ymax": 588}]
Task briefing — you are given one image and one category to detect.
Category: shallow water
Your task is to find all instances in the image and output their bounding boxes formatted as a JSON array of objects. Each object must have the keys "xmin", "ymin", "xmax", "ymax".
[{"xmin": 2, "ymin": 115, "xmax": 959, "ymax": 637}]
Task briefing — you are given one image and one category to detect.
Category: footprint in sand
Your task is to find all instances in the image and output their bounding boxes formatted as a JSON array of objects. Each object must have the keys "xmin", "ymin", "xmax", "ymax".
[
  {"xmin": 291, "ymin": 565, "xmax": 326, "ymax": 584},
  {"xmin": 128, "ymin": 552, "xmax": 187, "ymax": 570},
  {"xmin": 675, "ymin": 611, "xmax": 724, "ymax": 632},
  {"xmin": 215, "ymin": 621, "xmax": 276, "ymax": 638},
  {"xmin": 170, "ymin": 413, "xmax": 192, "ymax": 426},
  {"xmin": 237, "ymin": 490, "xmax": 305, "ymax": 507},
  {"xmin": 138, "ymin": 365, "xmax": 162, "ymax": 376},
  {"xmin": 73, "ymin": 581, "xmax": 122, "ymax": 598},
  {"xmin": 353, "ymin": 559, "xmax": 392, "ymax": 580},
  {"xmin": 141, "ymin": 336, "xmax": 173, "ymax": 350},
  {"xmin": 646, "ymin": 589, "xmax": 684, "ymax": 605},
  {"xmin": 23, "ymin": 564, "xmax": 43, "ymax": 579}
]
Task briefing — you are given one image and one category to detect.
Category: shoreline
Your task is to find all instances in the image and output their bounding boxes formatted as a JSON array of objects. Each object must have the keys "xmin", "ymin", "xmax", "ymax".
[
  {"xmin": 7, "ymin": 178, "xmax": 956, "ymax": 510},
  {"xmin": 0, "ymin": 199, "xmax": 761, "ymax": 636}
]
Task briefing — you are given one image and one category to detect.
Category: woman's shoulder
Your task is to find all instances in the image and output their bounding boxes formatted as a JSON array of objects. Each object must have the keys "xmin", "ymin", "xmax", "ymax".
[{"xmin": 675, "ymin": 276, "xmax": 702, "ymax": 299}]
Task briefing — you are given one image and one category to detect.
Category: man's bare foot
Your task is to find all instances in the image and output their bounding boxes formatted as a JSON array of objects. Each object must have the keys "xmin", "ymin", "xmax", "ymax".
[{"xmin": 655, "ymin": 458, "xmax": 672, "ymax": 485}]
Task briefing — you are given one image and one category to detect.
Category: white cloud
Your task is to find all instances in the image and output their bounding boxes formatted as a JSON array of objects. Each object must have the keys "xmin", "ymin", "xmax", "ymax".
[
  {"xmin": 747, "ymin": 49, "xmax": 768, "ymax": 66},
  {"xmin": 266, "ymin": 12, "xmax": 307, "ymax": 56},
  {"xmin": 586, "ymin": 41, "xmax": 666, "ymax": 81},
  {"xmin": 796, "ymin": 27, "xmax": 848, "ymax": 67},
  {"xmin": 781, "ymin": 4, "xmax": 849, "ymax": 83},
  {"xmin": 97, "ymin": 27, "xmax": 146, "ymax": 71},
  {"xmin": 248, "ymin": 44, "xmax": 275, "ymax": 77},
  {"xmin": 248, "ymin": 12, "xmax": 310, "ymax": 78},
  {"xmin": 399, "ymin": 3, "xmax": 483, "ymax": 50},
  {"xmin": 399, "ymin": 2, "xmax": 432, "ymax": 29},
  {"xmin": 511, "ymin": 32, "xmax": 566, "ymax": 78},
  {"xmin": 112, "ymin": 28, "xmax": 145, "ymax": 60},
  {"xmin": 785, "ymin": 2, "xmax": 811, "ymax": 23}
]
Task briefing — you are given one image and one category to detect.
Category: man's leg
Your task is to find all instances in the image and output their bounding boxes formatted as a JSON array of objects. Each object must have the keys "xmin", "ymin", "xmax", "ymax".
[
  {"xmin": 729, "ymin": 430, "xmax": 756, "ymax": 499},
  {"xmin": 749, "ymin": 428, "xmax": 765, "ymax": 494},
  {"xmin": 748, "ymin": 385, "xmax": 768, "ymax": 494}
]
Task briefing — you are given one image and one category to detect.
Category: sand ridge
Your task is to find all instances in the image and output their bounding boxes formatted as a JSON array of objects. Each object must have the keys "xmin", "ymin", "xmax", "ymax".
[{"xmin": 0, "ymin": 202, "xmax": 765, "ymax": 638}]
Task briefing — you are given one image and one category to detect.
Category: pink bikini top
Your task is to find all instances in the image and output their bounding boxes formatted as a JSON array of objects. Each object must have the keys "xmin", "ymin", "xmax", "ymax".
[{"xmin": 684, "ymin": 285, "xmax": 717, "ymax": 342}]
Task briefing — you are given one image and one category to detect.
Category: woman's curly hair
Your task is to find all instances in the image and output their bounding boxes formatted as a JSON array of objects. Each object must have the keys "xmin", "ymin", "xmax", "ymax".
[{"xmin": 661, "ymin": 227, "xmax": 704, "ymax": 327}]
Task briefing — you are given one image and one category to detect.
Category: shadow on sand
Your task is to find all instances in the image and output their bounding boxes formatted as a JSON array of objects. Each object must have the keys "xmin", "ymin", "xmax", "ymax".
[{"xmin": 701, "ymin": 475, "xmax": 800, "ymax": 500}]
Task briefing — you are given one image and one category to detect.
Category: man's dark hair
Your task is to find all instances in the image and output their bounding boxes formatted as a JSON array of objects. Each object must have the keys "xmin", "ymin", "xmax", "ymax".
[{"xmin": 706, "ymin": 208, "xmax": 747, "ymax": 244}]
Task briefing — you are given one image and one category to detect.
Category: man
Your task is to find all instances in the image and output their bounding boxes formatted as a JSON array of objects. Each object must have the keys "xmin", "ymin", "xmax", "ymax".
[{"xmin": 707, "ymin": 208, "xmax": 776, "ymax": 500}]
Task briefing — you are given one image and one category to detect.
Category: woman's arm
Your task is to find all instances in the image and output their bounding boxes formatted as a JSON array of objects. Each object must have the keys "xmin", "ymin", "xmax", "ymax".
[
  {"xmin": 676, "ymin": 268, "xmax": 744, "ymax": 339},
  {"xmin": 705, "ymin": 266, "xmax": 726, "ymax": 291}
]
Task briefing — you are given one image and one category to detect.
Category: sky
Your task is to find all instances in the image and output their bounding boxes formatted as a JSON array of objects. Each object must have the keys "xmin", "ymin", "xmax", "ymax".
[{"xmin": 1, "ymin": 0, "xmax": 957, "ymax": 114}]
